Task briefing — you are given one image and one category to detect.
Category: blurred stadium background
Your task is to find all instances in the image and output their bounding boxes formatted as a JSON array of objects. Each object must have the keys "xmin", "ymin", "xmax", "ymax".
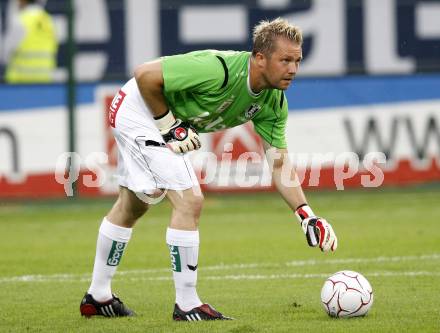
[{"xmin": 0, "ymin": 0, "xmax": 439, "ymax": 197}]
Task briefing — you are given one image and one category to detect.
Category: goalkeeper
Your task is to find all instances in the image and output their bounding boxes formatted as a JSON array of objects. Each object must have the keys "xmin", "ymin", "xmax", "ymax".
[{"xmin": 80, "ymin": 17, "xmax": 337, "ymax": 321}]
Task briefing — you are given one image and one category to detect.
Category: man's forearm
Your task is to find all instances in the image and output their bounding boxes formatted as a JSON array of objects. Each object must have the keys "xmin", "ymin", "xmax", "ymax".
[
  {"xmin": 134, "ymin": 60, "xmax": 168, "ymax": 118},
  {"xmin": 134, "ymin": 60, "xmax": 202, "ymax": 153},
  {"xmin": 272, "ymin": 165, "xmax": 307, "ymax": 211},
  {"xmin": 265, "ymin": 145, "xmax": 338, "ymax": 252},
  {"xmin": 265, "ymin": 145, "xmax": 308, "ymax": 210}
]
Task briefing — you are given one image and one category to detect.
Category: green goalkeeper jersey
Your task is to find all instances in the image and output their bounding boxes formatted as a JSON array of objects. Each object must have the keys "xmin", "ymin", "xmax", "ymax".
[{"xmin": 161, "ymin": 50, "xmax": 288, "ymax": 148}]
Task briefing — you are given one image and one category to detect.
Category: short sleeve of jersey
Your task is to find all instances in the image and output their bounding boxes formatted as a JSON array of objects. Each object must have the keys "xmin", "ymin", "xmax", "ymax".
[
  {"xmin": 252, "ymin": 92, "xmax": 288, "ymax": 149},
  {"xmin": 162, "ymin": 51, "xmax": 224, "ymax": 93}
]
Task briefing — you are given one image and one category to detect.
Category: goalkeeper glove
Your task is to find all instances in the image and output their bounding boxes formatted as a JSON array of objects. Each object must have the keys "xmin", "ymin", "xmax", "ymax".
[
  {"xmin": 154, "ymin": 110, "xmax": 201, "ymax": 153},
  {"xmin": 295, "ymin": 204, "xmax": 337, "ymax": 252}
]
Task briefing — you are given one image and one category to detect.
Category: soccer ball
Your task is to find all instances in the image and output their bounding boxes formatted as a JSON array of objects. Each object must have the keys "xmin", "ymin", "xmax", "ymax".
[{"xmin": 320, "ymin": 270, "xmax": 373, "ymax": 318}]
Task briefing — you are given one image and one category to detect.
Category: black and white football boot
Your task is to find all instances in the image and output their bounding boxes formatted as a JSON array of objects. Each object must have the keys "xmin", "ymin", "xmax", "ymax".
[
  {"xmin": 173, "ymin": 303, "xmax": 233, "ymax": 321},
  {"xmin": 80, "ymin": 293, "xmax": 135, "ymax": 317}
]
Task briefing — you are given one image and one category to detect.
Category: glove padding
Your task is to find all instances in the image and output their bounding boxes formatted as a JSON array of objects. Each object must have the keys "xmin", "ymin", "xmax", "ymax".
[
  {"xmin": 300, "ymin": 217, "xmax": 337, "ymax": 252},
  {"xmin": 295, "ymin": 204, "xmax": 337, "ymax": 252},
  {"xmin": 161, "ymin": 119, "xmax": 201, "ymax": 153},
  {"xmin": 154, "ymin": 110, "xmax": 201, "ymax": 154}
]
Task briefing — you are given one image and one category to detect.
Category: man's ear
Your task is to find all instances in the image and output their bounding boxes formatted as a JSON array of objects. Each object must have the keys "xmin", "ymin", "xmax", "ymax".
[{"xmin": 254, "ymin": 52, "xmax": 267, "ymax": 68}]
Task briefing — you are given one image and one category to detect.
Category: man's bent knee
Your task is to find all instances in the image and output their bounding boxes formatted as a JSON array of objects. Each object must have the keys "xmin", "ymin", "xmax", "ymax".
[
  {"xmin": 173, "ymin": 189, "xmax": 204, "ymax": 219},
  {"xmin": 185, "ymin": 193, "xmax": 204, "ymax": 219},
  {"xmin": 167, "ymin": 188, "xmax": 204, "ymax": 230}
]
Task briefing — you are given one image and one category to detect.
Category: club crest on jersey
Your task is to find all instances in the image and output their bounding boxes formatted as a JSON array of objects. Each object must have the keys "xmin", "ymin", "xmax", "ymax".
[{"xmin": 245, "ymin": 103, "xmax": 261, "ymax": 119}]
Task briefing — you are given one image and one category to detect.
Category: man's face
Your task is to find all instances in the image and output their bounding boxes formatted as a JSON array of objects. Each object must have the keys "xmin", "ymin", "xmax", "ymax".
[{"xmin": 260, "ymin": 37, "xmax": 302, "ymax": 90}]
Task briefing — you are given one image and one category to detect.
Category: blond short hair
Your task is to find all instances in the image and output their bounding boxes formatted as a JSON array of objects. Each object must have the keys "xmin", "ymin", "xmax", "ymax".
[{"xmin": 252, "ymin": 17, "xmax": 303, "ymax": 56}]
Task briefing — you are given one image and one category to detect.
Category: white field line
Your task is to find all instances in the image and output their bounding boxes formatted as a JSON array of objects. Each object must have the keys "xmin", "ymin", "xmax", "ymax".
[
  {"xmin": 1, "ymin": 271, "xmax": 440, "ymax": 284},
  {"xmin": 1, "ymin": 253, "xmax": 439, "ymax": 284},
  {"xmin": 129, "ymin": 271, "xmax": 440, "ymax": 282}
]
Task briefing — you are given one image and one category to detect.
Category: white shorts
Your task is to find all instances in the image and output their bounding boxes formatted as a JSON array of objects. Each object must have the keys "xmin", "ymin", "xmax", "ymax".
[{"xmin": 109, "ymin": 78, "xmax": 199, "ymax": 194}]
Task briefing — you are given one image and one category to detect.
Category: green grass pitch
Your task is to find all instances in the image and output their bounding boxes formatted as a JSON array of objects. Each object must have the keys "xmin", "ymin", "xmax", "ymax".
[{"xmin": 1, "ymin": 186, "xmax": 439, "ymax": 332}]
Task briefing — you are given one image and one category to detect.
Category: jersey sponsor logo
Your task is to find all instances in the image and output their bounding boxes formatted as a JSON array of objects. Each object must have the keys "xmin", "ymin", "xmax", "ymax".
[
  {"xmin": 216, "ymin": 97, "xmax": 235, "ymax": 113},
  {"xmin": 245, "ymin": 103, "xmax": 261, "ymax": 119},
  {"xmin": 108, "ymin": 89, "xmax": 126, "ymax": 128},
  {"xmin": 107, "ymin": 241, "xmax": 126, "ymax": 266}
]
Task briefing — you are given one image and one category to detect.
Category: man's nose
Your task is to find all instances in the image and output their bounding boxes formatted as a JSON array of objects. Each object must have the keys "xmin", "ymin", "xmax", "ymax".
[{"xmin": 289, "ymin": 62, "xmax": 298, "ymax": 74}]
